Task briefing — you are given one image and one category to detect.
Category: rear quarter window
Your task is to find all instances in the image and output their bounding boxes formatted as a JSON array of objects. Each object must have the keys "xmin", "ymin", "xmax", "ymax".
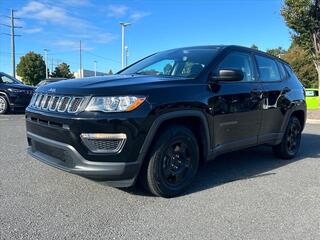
[
  {"xmin": 284, "ymin": 64, "xmax": 301, "ymax": 83},
  {"xmin": 255, "ymin": 55, "xmax": 281, "ymax": 81},
  {"xmin": 277, "ymin": 62, "xmax": 287, "ymax": 80}
]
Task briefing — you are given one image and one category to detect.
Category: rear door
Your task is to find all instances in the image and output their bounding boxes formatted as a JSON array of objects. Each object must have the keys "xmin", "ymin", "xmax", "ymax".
[
  {"xmin": 254, "ymin": 54, "xmax": 288, "ymax": 143},
  {"xmin": 208, "ymin": 50, "xmax": 263, "ymax": 153}
]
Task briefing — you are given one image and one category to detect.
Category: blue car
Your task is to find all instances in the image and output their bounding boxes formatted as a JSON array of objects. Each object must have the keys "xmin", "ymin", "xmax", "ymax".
[{"xmin": 0, "ymin": 72, "xmax": 35, "ymax": 114}]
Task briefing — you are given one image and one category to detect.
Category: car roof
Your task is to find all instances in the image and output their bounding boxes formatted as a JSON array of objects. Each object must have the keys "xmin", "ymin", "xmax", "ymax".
[{"xmin": 166, "ymin": 45, "xmax": 290, "ymax": 65}]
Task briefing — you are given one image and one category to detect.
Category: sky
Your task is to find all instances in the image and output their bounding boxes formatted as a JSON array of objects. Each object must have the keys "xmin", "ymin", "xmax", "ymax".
[{"xmin": 0, "ymin": 0, "xmax": 292, "ymax": 76}]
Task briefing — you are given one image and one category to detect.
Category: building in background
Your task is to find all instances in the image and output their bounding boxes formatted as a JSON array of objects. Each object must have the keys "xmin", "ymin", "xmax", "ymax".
[{"xmin": 74, "ymin": 69, "xmax": 107, "ymax": 78}]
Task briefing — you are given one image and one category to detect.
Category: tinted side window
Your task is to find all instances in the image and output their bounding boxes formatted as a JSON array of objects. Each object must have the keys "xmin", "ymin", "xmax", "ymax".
[
  {"xmin": 255, "ymin": 55, "xmax": 281, "ymax": 81},
  {"xmin": 277, "ymin": 62, "xmax": 287, "ymax": 79},
  {"xmin": 284, "ymin": 64, "xmax": 300, "ymax": 82},
  {"xmin": 218, "ymin": 51, "xmax": 255, "ymax": 81}
]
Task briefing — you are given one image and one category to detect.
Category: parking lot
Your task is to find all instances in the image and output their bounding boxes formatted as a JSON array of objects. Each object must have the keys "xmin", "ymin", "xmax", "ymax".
[{"xmin": 0, "ymin": 114, "xmax": 320, "ymax": 239}]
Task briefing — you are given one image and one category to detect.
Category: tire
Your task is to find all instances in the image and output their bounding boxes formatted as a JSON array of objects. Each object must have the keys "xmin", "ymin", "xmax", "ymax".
[
  {"xmin": 139, "ymin": 125, "xmax": 199, "ymax": 198},
  {"xmin": 0, "ymin": 96, "xmax": 8, "ymax": 114},
  {"xmin": 273, "ymin": 116, "xmax": 302, "ymax": 160}
]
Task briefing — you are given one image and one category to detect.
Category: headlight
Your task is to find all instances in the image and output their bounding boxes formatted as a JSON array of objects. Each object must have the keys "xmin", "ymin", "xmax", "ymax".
[
  {"xmin": 8, "ymin": 88, "xmax": 25, "ymax": 93},
  {"xmin": 85, "ymin": 96, "xmax": 146, "ymax": 112}
]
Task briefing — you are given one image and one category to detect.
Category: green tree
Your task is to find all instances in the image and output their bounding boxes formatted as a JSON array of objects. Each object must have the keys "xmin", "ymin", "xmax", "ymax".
[
  {"xmin": 266, "ymin": 47, "xmax": 287, "ymax": 57},
  {"xmin": 282, "ymin": 0, "xmax": 320, "ymax": 89},
  {"xmin": 52, "ymin": 62, "xmax": 74, "ymax": 78},
  {"xmin": 283, "ymin": 43, "xmax": 318, "ymax": 88},
  {"xmin": 107, "ymin": 69, "xmax": 113, "ymax": 75},
  {"xmin": 16, "ymin": 51, "xmax": 46, "ymax": 85},
  {"xmin": 250, "ymin": 44, "xmax": 259, "ymax": 50}
]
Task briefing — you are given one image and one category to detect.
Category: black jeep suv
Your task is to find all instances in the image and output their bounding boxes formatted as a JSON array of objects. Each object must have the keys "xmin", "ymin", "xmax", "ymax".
[
  {"xmin": 0, "ymin": 72, "xmax": 34, "ymax": 114},
  {"xmin": 26, "ymin": 46, "xmax": 306, "ymax": 197}
]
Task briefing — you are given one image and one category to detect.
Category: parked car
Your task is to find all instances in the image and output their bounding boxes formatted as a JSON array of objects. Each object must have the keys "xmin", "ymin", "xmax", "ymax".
[
  {"xmin": 36, "ymin": 78, "xmax": 67, "ymax": 87},
  {"xmin": 25, "ymin": 45, "xmax": 306, "ymax": 197},
  {"xmin": 0, "ymin": 72, "xmax": 35, "ymax": 114}
]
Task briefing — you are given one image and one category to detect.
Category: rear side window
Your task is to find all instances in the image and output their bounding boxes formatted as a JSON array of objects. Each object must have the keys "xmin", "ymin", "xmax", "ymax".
[
  {"xmin": 255, "ymin": 55, "xmax": 281, "ymax": 81},
  {"xmin": 277, "ymin": 62, "xmax": 287, "ymax": 79}
]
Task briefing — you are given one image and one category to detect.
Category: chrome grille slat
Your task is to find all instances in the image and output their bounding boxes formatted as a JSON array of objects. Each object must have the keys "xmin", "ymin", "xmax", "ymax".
[
  {"xmin": 29, "ymin": 94, "xmax": 84, "ymax": 114},
  {"xmin": 58, "ymin": 97, "xmax": 71, "ymax": 112},
  {"xmin": 68, "ymin": 97, "xmax": 83, "ymax": 113},
  {"xmin": 43, "ymin": 95, "xmax": 52, "ymax": 109}
]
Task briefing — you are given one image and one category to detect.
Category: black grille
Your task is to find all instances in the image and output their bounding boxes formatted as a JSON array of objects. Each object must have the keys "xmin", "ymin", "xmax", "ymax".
[{"xmin": 84, "ymin": 139, "xmax": 122, "ymax": 152}]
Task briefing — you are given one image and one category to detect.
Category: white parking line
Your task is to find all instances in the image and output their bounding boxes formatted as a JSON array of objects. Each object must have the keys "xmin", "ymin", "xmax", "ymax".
[{"xmin": 307, "ymin": 119, "xmax": 320, "ymax": 124}]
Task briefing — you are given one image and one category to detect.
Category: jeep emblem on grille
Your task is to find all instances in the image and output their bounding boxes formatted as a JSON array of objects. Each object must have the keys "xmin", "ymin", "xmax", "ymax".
[{"xmin": 48, "ymin": 88, "xmax": 56, "ymax": 93}]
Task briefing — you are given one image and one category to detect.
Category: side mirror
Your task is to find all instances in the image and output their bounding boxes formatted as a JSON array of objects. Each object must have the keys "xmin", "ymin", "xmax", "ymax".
[{"xmin": 211, "ymin": 69, "xmax": 244, "ymax": 82}]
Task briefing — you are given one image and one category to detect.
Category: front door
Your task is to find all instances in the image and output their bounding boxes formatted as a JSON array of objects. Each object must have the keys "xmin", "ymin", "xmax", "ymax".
[{"xmin": 208, "ymin": 51, "xmax": 263, "ymax": 153}]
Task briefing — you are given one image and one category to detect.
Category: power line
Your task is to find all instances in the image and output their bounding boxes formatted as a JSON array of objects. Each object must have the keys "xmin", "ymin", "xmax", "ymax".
[{"xmin": 83, "ymin": 50, "xmax": 120, "ymax": 64}]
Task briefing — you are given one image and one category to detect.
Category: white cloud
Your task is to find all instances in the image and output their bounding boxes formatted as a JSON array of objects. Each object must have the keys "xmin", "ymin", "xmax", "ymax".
[
  {"xmin": 130, "ymin": 11, "xmax": 151, "ymax": 22},
  {"xmin": 107, "ymin": 5, "xmax": 129, "ymax": 18},
  {"xmin": 95, "ymin": 33, "xmax": 117, "ymax": 44},
  {"xmin": 53, "ymin": 39, "xmax": 93, "ymax": 51},
  {"xmin": 22, "ymin": 27, "xmax": 43, "ymax": 34},
  {"xmin": 105, "ymin": 4, "xmax": 151, "ymax": 22},
  {"xmin": 17, "ymin": 1, "xmax": 89, "ymax": 29},
  {"xmin": 54, "ymin": 39, "xmax": 79, "ymax": 47},
  {"xmin": 60, "ymin": 0, "xmax": 91, "ymax": 6},
  {"xmin": 17, "ymin": 1, "xmax": 117, "ymax": 46}
]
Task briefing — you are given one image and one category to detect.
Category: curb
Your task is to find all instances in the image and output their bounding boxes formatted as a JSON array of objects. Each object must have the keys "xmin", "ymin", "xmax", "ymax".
[{"xmin": 306, "ymin": 119, "xmax": 320, "ymax": 124}]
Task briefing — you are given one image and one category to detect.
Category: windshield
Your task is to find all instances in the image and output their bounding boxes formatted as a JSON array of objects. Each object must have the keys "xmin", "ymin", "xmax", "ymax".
[
  {"xmin": 119, "ymin": 48, "xmax": 221, "ymax": 78},
  {"xmin": 0, "ymin": 73, "xmax": 21, "ymax": 84}
]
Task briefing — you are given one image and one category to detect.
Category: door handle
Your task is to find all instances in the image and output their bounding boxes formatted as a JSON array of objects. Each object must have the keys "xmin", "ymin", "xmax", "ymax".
[
  {"xmin": 250, "ymin": 89, "xmax": 263, "ymax": 99},
  {"xmin": 282, "ymin": 87, "xmax": 290, "ymax": 93},
  {"xmin": 250, "ymin": 89, "xmax": 263, "ymax": 95}
]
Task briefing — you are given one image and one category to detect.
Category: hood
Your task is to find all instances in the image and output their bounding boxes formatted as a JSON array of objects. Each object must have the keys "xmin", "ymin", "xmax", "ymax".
[
  {"xmin": 7, "ymin": 83, "xmax": 35, "ymax": 90},
  {"xmin": 37, "ymin": 75, "xmax": 193, "ymax": 95}
]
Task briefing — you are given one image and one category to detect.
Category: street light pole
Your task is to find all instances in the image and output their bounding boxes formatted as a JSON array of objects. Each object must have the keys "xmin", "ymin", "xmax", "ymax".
[
  {"xmin": 44, "ymin": 49, "xmax": 48, "ymax": 78},
  {"xmin": 125, "ymin": 46, "xmax": 128, "ymax": 67},
  {"xmin": 93, "ymin": 60, "xmax": 97, "ymax": 76},
  {"xmin": 120, "ymin": 22, "xmax": 131, "ymax": 69},
  {"xmin": 79, "ymin": 40, "xmax": 83, "ymax": 78}
]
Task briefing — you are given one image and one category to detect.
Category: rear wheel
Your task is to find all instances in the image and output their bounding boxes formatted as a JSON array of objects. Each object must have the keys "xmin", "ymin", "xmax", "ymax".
[
  {"xmin": 273, "ymin": 116, "xmax": 302, "ymax": 159},
  {"xmin": 140, "ymin": 125, "xmax": 199, "ymax": 198},
  {"xmin": 0, "ymin": 96, "xmax": 8, "ymax": 114}
]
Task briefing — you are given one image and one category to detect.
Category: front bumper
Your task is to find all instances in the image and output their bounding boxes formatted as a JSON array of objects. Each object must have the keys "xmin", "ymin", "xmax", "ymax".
[{"xmin": 27, "ymin": 131, "xmax": 141, "ymax": 187}]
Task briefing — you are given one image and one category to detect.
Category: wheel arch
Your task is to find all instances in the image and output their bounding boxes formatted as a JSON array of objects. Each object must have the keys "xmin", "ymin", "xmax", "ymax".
[
  {"xmin": 0, "ymin": 91, "xmax": 10, "ymax": 104},
  {"xmin": 280, "ymin": 102, "xmax": 306, "ymax": 134},
  {"xmin": 137, "ymin": 110, "xmax": 211, "ymax": 165}
]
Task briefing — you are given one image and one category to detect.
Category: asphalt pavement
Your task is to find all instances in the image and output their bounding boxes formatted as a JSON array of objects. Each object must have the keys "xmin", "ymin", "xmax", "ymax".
[{"xmin": 1, "ymin": 114, "xmax": 320, "ymax": 240}]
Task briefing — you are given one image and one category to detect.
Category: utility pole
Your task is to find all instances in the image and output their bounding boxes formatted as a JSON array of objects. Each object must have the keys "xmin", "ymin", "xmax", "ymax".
[
  {"xmin": 120, "ymin": 22, "xmax": 131, "ymax": 69},
  {"xmin": 93, "ymin": 60, "xmax": 97, "ymax": 76},
  {"xmin": 51, "ymin": 58, "xmax": 54, "ymax": 74},
  {"xmin": 79, "ymin": 40, "xmax": 83, "ymax": 78},
  {"xmin": 44, "ymin": 49, "xmax": 49, "ymax": 78},
  {"xmin": 1, "ymin": 9, "xmax": 22, "ymax": 78}
]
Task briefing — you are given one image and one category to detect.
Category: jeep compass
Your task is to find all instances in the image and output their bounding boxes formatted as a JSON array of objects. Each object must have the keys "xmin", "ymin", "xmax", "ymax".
[{"xmin": 26, "ymin": 45, "xmax": 306, "ymax": 197}]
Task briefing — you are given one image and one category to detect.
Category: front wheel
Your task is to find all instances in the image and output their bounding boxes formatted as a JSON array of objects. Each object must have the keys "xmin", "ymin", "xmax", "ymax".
[
  {"xmin": 140, "ymin": 125, "xmax": 199, "ymax": 198},
  {"xmin": 273, "ymin": 116, "xmax": 302, "ymax": 160},
  {"xmin": 0, "ymin": 96, "xmax": 8, "ymax": 114}
]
